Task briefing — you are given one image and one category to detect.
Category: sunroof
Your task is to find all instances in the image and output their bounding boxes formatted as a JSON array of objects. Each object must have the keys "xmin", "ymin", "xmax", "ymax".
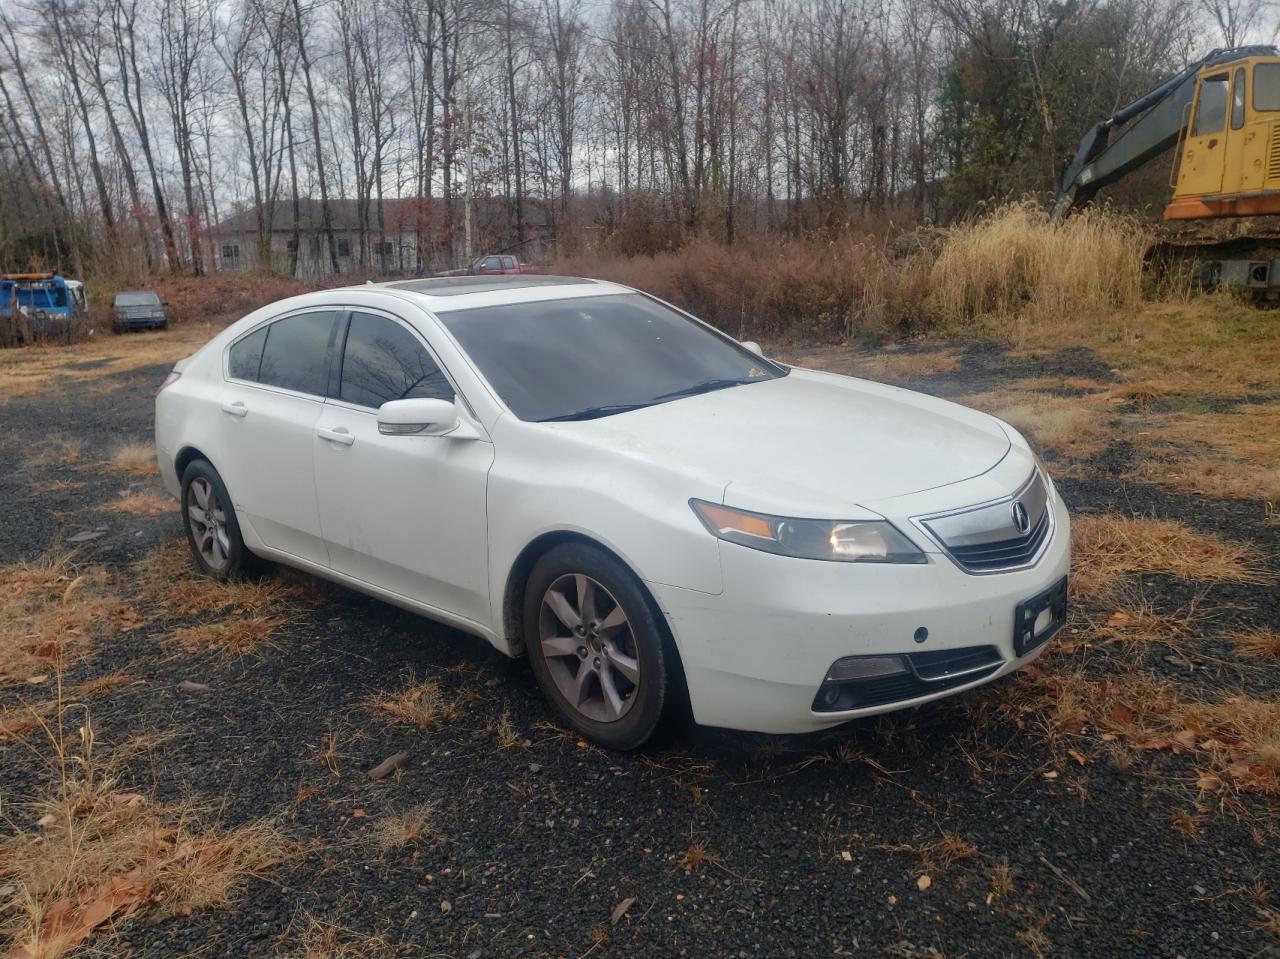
[{"xmin": 386, "ymin": 275, "xmax": 594, "ymax": 297}]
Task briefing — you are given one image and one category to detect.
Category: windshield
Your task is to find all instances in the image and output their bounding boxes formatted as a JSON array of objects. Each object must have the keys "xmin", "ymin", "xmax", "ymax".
[
  {"xmin": 438, "ymin": 293, "xmax": 785, "ymax": 422},
  {"xmin": 116, "ymin": 292, "xmax": 160, "ymax": 307}
]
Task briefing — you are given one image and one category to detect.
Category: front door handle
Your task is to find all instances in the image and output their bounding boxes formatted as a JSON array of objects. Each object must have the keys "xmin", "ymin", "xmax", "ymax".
[
  {"xmin": 221, "ymin": 401, "xmax": 248, "ymax": 418},
  {"xmin": 317, "ymin": 426, "xmax": 355, "ymax": 447}
]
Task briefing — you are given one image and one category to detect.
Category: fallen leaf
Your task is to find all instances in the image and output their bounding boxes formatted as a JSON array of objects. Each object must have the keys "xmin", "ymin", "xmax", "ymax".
[
  {"xmin": 1067, "ymin": 749, "xmax": 1087, "ymax": 766},
  {"xmin": 1106, "ymin": 610, "xmax": 1133, "ymax": 627},
  {"xmin": 1174, "ymin": 729, "xmax": 1197, "ymax": 750},
  {"xmin": 36, "ymin": 814, "xmax": 57, "ymax": 828},
  {"xmin": 840, "ymin": 850, "xmax": 853, "ymax": 861},
  {"xmin": 1109, "ymin": 704, "xmax": 1134, "ymax": 727},
  {"xmin": 611, "ymin": 896, "xmax": 637, "ymax": 925},
  {"xmin": 917, "ymin": 875, "xmax": 932, "ymax": 891},
  {"xmin": 440, "ymin": 900, "xmax": 452, "ymax": 913},
  {"xmin": 1043, "ymin": 771, "xmax": 1058, "ymax": 780}
]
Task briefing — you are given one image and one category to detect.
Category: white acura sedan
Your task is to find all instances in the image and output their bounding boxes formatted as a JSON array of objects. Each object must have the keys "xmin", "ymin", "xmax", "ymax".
[{"xmin": 155, "ymin": 276, "xmax": 1069, "ymax": 749}]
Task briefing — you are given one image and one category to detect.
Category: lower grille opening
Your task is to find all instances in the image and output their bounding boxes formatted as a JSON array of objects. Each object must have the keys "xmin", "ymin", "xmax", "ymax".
[{"xmin": 812, "ymin": 645, "xmax": 1004, "ymax": 712}]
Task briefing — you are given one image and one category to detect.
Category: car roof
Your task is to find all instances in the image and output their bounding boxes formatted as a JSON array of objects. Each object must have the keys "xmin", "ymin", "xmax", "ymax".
[{"xmin": 364, "ymin": 275, "xmax": 634, "ymax": 312}]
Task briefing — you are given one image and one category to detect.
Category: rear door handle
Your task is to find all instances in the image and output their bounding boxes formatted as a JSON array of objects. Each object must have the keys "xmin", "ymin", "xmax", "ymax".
[
  {"xmin": 221, "ymin": 401, "xmax": 248, "ymax": 418},
  {"xmin": 317, "ymin": 426, "xmax": 355, "ymax": 447}
]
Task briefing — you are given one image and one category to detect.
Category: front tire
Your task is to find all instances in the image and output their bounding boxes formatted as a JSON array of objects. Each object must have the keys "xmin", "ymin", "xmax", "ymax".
[
  {"xmin": 523, "ymin": 542, "xmax": 680, "ymax": 751},
  {"xmin": 179, "ymin": 459, "xmax": 257, "ymax": 580}
]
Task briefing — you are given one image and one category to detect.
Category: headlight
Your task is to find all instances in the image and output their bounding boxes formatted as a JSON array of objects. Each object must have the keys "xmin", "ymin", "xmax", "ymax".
[{"xmin": 689, "ymin": 500, "xmax": 926, "ymax": 564}]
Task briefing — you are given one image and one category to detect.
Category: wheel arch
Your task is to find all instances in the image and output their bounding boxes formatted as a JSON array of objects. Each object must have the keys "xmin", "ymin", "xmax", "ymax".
[
  {"xmin": 174, "ymin": 445, "xmax": 212, "ymax": 480},
  {"xmin": 503, "ymin": 533, "xmax": 685, "ymax": 668}
]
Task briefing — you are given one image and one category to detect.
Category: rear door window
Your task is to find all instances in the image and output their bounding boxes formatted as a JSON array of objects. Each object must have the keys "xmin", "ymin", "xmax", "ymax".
[
  {"xmin": 338, "ymin": 311, "xmax": 454, "ymax": 408},
  {"xmin": 256, "ymin": 311, "xmax": 339, "ymax": 395}
]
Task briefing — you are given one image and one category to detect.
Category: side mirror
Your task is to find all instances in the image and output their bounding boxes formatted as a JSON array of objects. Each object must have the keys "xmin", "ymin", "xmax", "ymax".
[
  {"xmin": 741, "ymin": 340, "xmax": 763, "ymax": 357},
  {"xmin": 378, "ymin": 397, "xmax": 473, "ymax": 438}
]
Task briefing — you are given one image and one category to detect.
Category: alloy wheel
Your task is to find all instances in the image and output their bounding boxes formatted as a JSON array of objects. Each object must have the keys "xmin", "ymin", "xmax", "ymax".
[
  {"xmin": 538, "ymin": 573, "xmax": 640, "ymax": 723},
  {"xmin": 187, "ymin": 476, "xmax": 231, "ymax": 572}
]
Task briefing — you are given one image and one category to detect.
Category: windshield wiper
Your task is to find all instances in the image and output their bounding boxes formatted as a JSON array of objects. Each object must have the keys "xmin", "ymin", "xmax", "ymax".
[
  {"xmin": 539, "ymin": 402, "xmax": 654, "ymax": 422},
  {"xmin": 647, "ymin": 378, "xmax": 753, "ymax": 403}
]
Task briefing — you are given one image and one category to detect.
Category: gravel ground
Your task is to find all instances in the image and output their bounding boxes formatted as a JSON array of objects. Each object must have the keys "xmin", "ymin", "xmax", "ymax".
[{"xmin": 1, "ymin": 339, "xmax": 1277, "ymax": 958}]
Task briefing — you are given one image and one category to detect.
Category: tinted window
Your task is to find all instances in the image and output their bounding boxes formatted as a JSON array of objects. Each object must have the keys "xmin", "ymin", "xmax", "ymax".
[
  {"xmin": 228, "ymin": 326, "xmax": 268, "ymax": 381},
  {"xmin": 1193, "ymin": 74, "xmax": 1228, "ymax": 135},
  {"xmin": 438, "ymin": 294, "xmax": 784, "ymax": 422},
  {"xmin": 481, "ymin": 257, "xmax": 501, "ymax": 270},
  {"xmin": 1232, "ymin": 68, "xmax": 1246, "ymax": 129},
  {"xmin": 258, "ymin": 311, "xmax": 337, "ymax": 395},
  {"xmin": 339, "ymin": 311, "xmax": 454, "ymax": 408},
  {"xmin": 1255, "ymin": 62, "xmax": 1280, "ymax": 111}
]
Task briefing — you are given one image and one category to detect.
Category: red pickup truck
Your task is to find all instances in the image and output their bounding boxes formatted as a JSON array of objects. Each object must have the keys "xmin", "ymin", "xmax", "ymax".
[{"xmin": 438, "ymin": 254, "xmax": 543, "ymax": 277}]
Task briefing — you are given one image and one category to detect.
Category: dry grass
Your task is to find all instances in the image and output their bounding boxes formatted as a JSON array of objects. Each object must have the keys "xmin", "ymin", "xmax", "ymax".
[
  {"xmin": 108, "ymin": 441, "xmax": 158, "ymax": 475},
  {"xmin": 108, "ymin": 490, "xmax": 172, "ymax": 516},
  {"xmin": 675, "ymin": 840, "xmax": 728, "ymax": 875},
  {"xmin": 1228, "ymin": 631, "xmax": 1280, "ymax": 658},
  {"xmin": 0, "ymin": 553, "xmax": 135, "ymax": 687},
  {"xmin": 1070, "ymin": 515, "xmax": 1266, "ymax": 600},
  {"xmin": 1, "ymin": 693, "xmax": 287, "ymax": 956},
  {"xmin": 24, "ymin": 437, "xmax": 84, "ymax": 469},
  {"xmin": 927, "ymin": 201, "xmax": 1147, "ymax": 327},
  {"xmin": 131, "ymin": 538, "xmax": 302, "ymax": 617},
  {"xmin": 169, "ymin": 614, "xmax": 285, "ymax": 658},
  {"xmin": 278, "ymin": 915, "xmax": 397, "ymax": 959},
  {"xmin": 839, "ymin": 349, "xmax": 961, "ymax": 383},
  {"xmin": 363, "ymin": 680, "xmax": 445, "ymax": 730},
  {"xmin": 0, "ymin": 324, "xmax": 214, "ymax": 404},
  {"xmin": 962, "ymin": 389, "xmax": 1112, "ymax": 455},
  {"xmin": 1193, "ymin": 698, "xmax": 1280, "ymax": 775},
  {"xmin": 371, "ymin": 804, "xmax": 438, "ymax": 853}
]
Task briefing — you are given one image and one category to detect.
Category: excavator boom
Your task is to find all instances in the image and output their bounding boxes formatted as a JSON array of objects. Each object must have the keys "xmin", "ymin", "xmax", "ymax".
[{"xmin": 1051, "ymin": 45, "xmax": 1278, "ymax": 222}]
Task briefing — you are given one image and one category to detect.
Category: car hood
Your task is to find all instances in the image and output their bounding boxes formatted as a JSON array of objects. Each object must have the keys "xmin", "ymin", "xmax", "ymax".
[{"xmin": 545, "ymin": 368, "xmax": 1011, "ymax": 516}]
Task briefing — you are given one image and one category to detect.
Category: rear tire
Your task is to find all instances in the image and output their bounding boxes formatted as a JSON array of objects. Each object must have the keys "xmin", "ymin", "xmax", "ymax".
[
  {"xmin": 179, "ymin": 459, "xmax": 259, "ymax": 581},
  {"xmin": 523, "ymin": 542, "xmax": 681, "ymax": 750}
]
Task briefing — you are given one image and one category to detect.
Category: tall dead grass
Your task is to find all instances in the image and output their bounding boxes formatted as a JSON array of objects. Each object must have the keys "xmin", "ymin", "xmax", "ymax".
[{"xmin": 927, "ymin": 202, "xmax": 1148, "ymax": 327}]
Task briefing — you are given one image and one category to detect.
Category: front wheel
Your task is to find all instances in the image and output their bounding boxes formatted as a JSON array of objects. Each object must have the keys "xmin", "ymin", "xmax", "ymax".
[
  {"xmin": 179, "ymin": 459, "xmax": 258, "ymax": 580},
  {"xmin": 523, "ymin": 543, "xmax": 681, "ymax": 750}
]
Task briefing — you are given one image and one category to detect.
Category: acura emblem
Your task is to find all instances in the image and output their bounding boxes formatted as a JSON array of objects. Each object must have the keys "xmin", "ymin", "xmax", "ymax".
[{"xmin": 1011, "ymin": 501, "xmax": 1030, "ymax": 534}]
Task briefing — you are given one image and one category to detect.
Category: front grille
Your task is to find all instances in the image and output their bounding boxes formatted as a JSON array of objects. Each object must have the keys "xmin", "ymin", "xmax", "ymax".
[
  {"xmin": 1269, "ymin": 124, "xmax": 1280, "ymax": 182},
  {"xmin": 948, "ymin": 507, "xmax": 1051, "ymax": 573},
  {"xmin": 918, "ymin": 469, "xmax": 1053, "ymax": 574},
  {"xmin": 813, "ymin": 645, "xmax": 1003, "ymax": 712}
]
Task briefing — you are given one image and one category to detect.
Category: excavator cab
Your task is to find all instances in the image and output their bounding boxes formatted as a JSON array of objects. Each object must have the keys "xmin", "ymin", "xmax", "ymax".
[{"xmin": 1168, "ymin": 54, "xmax": 1280, "ymax": 218}]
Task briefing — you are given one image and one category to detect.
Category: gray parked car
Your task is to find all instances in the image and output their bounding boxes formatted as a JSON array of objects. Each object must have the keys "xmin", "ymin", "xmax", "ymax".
[{"xmin": 112, "ymin": 290, "xmax": 167, "ymax": 332}]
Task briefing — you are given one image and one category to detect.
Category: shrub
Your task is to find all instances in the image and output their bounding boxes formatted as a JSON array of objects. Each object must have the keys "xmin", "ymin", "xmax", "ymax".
[{"xmin": 553, "ymin": 234, "xmax": 926, "ymax": 341}]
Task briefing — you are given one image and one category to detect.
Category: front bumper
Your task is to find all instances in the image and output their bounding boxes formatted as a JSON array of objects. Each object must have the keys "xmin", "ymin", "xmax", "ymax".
[{"xmin": 649, "ymin": 493, "xmax": 1070, "ymax": 734}]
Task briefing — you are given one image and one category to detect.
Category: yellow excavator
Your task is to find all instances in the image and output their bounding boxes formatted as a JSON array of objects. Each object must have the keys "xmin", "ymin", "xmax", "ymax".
[{"xmin": 1052, "ymin": 45, "xmax": 1280, "ymax": 290}]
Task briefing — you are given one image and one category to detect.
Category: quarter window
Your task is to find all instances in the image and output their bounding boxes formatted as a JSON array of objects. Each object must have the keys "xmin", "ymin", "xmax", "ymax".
[
  {"xmin": 257, "ymin": 311, "xmax": 338, "ymax": 395},
  {"xmin": 228, "ymin": 326, "xmax": 268, "ymax": 381},
  {"xmin": 339, "ymin": 312, "xmax": 454, "ymax": 409}
]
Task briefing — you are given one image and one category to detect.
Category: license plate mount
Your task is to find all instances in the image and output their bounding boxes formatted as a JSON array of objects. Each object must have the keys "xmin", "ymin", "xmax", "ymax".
[{"xmin": 1013, "ymin": 575, "xmax": 1068, "ymax": 657}]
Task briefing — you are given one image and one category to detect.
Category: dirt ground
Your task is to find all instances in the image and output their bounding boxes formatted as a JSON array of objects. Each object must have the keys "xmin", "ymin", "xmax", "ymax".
[{"xmin": 1, "ymin": 303, "xmax": 1277, "ymax": 958}]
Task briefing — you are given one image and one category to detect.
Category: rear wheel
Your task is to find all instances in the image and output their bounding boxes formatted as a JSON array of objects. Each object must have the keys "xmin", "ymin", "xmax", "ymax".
[
  {"xmin": 180, "ymin": 459, "xmax": 258, "ymax": 580},
  {"xmin": 523, "ymin": 543, "xmax": 679, "ymax": 750}
]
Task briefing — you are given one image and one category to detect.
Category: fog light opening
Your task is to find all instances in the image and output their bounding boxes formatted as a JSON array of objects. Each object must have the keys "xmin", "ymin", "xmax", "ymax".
[{"xmin": 913, "ymin": 626, "xmax": 928, "ymax": 644}]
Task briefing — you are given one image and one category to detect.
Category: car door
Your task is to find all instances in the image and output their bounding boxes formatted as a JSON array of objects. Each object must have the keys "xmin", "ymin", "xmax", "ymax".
[
  {"xmin": 313, "ymin": 308, "xmax": 495, "ymax": 626},
  {"xmin": 1178, "ymin": 71, "xmax": 1229, "ymax": 196},
  {"xmin": 217, "ymin": 309, "xmax": 339, "ymax": 567}
]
